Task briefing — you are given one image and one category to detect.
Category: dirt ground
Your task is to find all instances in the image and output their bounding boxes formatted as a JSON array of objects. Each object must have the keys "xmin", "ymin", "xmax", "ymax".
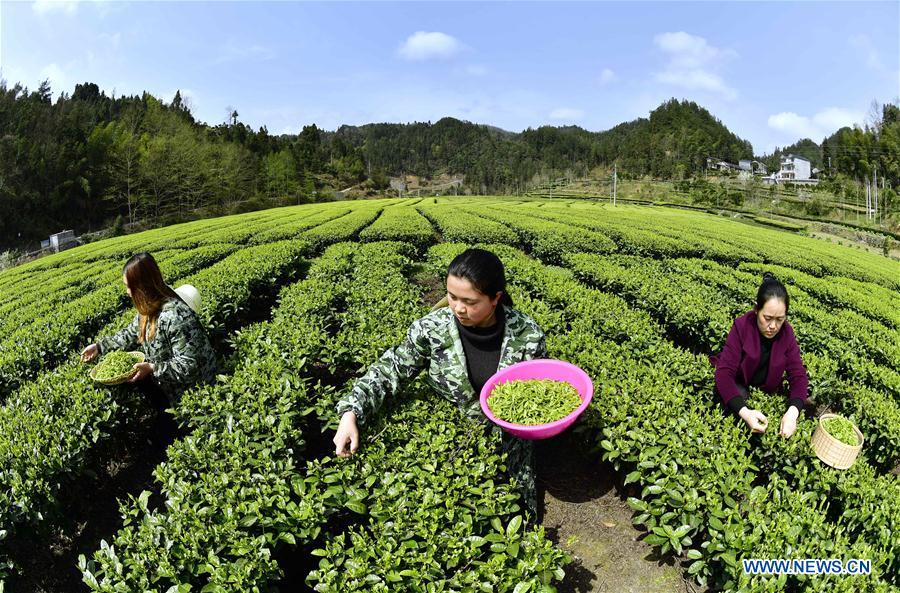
[
  {"xmin": 536, "ymin": 431, "xmax": 699, "ymax": 593},
  {"xmin": 7, "ymin": 408, "xmax": 173, "ymax": 593}
]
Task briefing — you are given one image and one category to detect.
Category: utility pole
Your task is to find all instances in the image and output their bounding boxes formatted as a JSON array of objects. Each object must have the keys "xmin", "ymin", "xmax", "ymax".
[
  {"xmin": 874, "ymin": 166, "xmax": 878, "ymax": 223},
  {"xmin": 613, "ymin": 163, "xmax": 617, "ymax": 206},
  {"xmin": 865, "ymin": 179, "xmax": 871, "ymax": 222}
]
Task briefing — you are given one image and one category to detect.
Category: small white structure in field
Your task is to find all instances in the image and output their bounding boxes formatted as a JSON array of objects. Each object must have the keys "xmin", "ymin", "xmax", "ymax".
[{"xmin": 49, "ymin": 230, "xmax": 78, "ymax": 253}]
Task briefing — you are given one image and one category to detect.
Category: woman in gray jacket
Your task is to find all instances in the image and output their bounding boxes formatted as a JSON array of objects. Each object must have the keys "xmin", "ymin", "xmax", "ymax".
[{"xmin": 81, "ymin": 252, "xmax": 216, "ymax": 438}]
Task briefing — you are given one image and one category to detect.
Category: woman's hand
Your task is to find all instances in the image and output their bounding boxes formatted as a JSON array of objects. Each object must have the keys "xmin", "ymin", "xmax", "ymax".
[
  {"xmin": 738, "ymin": 407, "xmax": 769, "ymax": 433},
  {"xmin": 779, "ymin": 407, "xmax": 799, "ymax": 439},
  {"xmin": 333, "ymin": 411, "xmax": 359, "ymax": 457},
  {"xmin": 129, "ymin": 362, "xmax": 154, "ymax": 383},
  {"xmin": 81, "ymin": 344, "xmax": 99, "ymax": 362}
]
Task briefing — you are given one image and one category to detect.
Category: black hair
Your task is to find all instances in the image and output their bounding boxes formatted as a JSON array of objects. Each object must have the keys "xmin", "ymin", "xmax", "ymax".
[
  {"xmin": 756, "ymin": 272, "xmax": 789, "ymax": 314},
  {"xmin": 447, "ymin": 248, "xmax": 514, "ymax": 307}
]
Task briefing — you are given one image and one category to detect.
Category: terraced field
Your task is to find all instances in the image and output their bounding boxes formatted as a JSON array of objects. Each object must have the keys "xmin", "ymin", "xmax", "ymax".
[{"xmin": 1, "ymin": 197, "xmax": 898, "ymax": 593}]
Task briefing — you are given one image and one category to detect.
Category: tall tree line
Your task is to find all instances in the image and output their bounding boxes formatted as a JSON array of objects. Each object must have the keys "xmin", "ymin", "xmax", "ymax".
[
  {"xmin": 0, "ymin": 81, "xmax": 334, "ymax": 250},
  {"xmin": 1, "ymin": 80, "xmax": 896, "ymax": 251}
]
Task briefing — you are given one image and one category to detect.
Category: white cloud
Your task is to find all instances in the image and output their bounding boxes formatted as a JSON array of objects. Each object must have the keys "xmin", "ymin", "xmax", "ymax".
[
  {"xmin": 1, "ymin": 63, "xmax": 69, "ymax": 97},
  {"xmin": 0, "ymin": 65, "xmax": 27, "ymax": 88},
  {"xmin": 812, "ymin": 107, "xmax": 864, "ymax": 131},
  {"xmin": 33, "ymin": 0, "xmax": 78, "ymax": 16},
  {"xmin": 39, "ymin": 63, "xmax": 66, "ymax": 92},
  {"xmin": 397, "ymin": 31, "xmax": 464, "ymax": 61},
  {"xmin": 653, "ymin": 31, "xmax": 737, "ymax": 100},
  {"xmin": 767, "ymin": 107, "xmax": 864, "ymax": 141},
  {"xmin": 33, "ymin": 0, "xmax": 119, "ymax": 18},
  {"xmin": 654, "ymin": 32, "xmax": 735, "ymax": 69},
  {"xmin": 236, "ymin": 104, "xmax": 357, "ymax": 135},
  {"xmin": 549, "ymin": 107, "xmax": 584, "ymax": 121},
  {"xmin": 656, "ymin": 69, "xmax": 734, "ymax": 98},
  {"xmin": 214, "ymin": 42, "xmax": 276, "ymax": 65},
  {"xmin": 598, "ymin": 68, "xmax": 616, "ymax": 84},
  {"xmin": 767, "ymin": 112, "xmax": 817, "ymax": 139}
]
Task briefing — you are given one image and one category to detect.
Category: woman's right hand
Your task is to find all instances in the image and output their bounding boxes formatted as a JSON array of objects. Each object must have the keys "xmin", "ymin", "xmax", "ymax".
[
  {"xmin": 738, "ymin": 407, "xmax": 769, "ymax": 433},
  {"xmin": 81, "ymin": 343, "xmax": 99, "ymax": 362},
  {"xmin": 333, "ymin": 411, "xmax": 359, "ymax": 457}
]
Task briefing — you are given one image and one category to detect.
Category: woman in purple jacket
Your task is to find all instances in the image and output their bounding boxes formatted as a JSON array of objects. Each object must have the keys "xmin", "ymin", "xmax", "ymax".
[{"xmin": 711, "ymin": 273, "xmax": 809, "ymax": 439}]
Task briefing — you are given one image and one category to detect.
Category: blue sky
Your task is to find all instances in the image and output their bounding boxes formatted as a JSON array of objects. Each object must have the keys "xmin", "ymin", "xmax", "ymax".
[{"xmin": 2, "ymin": 1, "xmax": 898, "ymax": 155}]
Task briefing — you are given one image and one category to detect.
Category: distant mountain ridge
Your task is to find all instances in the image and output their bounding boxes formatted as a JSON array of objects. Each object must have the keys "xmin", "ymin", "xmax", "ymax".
[{"xmin": 327, "ymin": 99, "xmax": 754, "ymax": 181}]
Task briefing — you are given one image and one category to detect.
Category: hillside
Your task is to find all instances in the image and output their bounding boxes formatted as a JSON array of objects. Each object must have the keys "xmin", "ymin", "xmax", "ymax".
[{"xmin": 3, "ymin": 80, "xmax": 897, "ymax": 253}]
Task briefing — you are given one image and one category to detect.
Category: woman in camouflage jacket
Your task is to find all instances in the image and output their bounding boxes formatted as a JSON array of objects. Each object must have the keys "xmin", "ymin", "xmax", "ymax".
[
  {"xmin": 334, "ymin": 248, "xmax": 547, "ymax": 514},
  {"xmin": 81, "ymin": 252, "xmax": 217, "ymax": 407}
]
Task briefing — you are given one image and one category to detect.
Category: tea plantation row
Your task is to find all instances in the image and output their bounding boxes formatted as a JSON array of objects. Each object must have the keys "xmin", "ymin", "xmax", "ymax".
[{"xmin": 0, "ymin": 197, "xmax": 897, "ymax": 592}]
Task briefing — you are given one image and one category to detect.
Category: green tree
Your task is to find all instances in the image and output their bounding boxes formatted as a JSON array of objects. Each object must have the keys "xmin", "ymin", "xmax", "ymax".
[{"xmin": 262, "ymin": 149, "xmax": 300, "ymax": 199}]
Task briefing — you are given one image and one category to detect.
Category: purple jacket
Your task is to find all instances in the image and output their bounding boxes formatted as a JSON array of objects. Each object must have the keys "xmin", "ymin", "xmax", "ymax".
[{"xmin": 710, "ymin": 311, "xmax": 809, "ymax": 407}]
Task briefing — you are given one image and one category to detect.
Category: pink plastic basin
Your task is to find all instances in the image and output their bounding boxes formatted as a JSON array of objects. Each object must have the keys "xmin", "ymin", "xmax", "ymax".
[{"xmin": 480, "ymin": 359, "xmax": 594, "ymax": 440}]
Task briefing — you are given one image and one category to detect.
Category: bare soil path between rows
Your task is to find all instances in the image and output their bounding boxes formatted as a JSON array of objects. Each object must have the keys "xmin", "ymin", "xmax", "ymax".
[{"xmin": 537, "ymin": 430, "xmax": 699, "ymax": 593}]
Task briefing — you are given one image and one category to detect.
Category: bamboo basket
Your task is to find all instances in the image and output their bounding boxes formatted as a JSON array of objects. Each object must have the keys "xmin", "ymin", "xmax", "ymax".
[
  {"xmin": 811, "ymin": 413, "xmax": 864, "ymax": 470},
  {"xmin": 89, "ymin": 351, "xmax": 145, "ymax": 385}
]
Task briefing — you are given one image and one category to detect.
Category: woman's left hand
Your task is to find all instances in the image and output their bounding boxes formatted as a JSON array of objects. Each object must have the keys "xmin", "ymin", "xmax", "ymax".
[
  {"xmin": 779, "ymin": 407, "xmax": 799, "ymax": 439},
  {"xmin": 130, "ymin": 362, "xmax": 154, "ymax": 383}
]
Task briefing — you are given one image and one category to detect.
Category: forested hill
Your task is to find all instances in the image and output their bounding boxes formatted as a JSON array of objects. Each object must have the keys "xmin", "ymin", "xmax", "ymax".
[
  {"xmin": 1, "ymin": 79, "xmax": 896, "ymax": 251},
  {"xmin": 331, "ymin": 99, "xmax": 753, "ymax": 182},
  {"xmin": 591, "ymin": 99, "xmax": 753, "ymax": 176}
]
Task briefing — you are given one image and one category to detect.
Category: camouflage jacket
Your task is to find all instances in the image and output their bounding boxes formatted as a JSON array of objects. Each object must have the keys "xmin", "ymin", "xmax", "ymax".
[
  {"xmin": 98, "ymin": 297, "xmax": 217, "ymax": 398},
  {"xmin": 336, "ymin": 305, "xmax": 548, "ymax": 424}
]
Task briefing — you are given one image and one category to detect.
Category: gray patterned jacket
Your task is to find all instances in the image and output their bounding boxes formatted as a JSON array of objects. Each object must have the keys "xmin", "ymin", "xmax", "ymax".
[
  {"xmin": 336, "ymin": 305, "xmax": 548, "ymax": 424},
  {"xmin": 98, "ymin": 298, "xmax": 217, "ymax": 398}
]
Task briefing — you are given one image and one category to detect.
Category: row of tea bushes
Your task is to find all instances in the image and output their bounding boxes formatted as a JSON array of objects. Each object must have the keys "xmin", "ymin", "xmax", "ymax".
[
  {"xmin": 565, "ymin": 203, "xmax": 898, "ymax": 288},
  {"xmin": 293, "ymin": 243, "xmax": 568, "ymax": 590},
  {"xmin": 417, "ymin": 204, "xmax": 519, "ymax": 245},
  {"xmin": 0, "ymin": 240, "xmax": 309, "ymax": 587},
  {"xmin": 246, "ymin": 206, "xmax": 351, "ymax": 245},
  {"xmin": 0, "ymin": 261, "xmax": 114, "ymax": 331},
  {"xmin": 520, "ymin": 203, "xmax": 746, "ymax": 264},
  {"xmin": 562, "ymin": 252, "xmax": 900, "ymax": 470},
  {"xmin": 359, "ymin": 202, "xmax": 436, "ymax": 249},
  {"xmin": 737, "ymin": 263, "xmax": 899, "ymax": 330},
  {"xmin": 82, "ymin": 241, "xmax": 568, "ymax": 592},
  {"xmin": 426, "ymin": 242, "xmax": 898, "ymax": 591},
  {"xmin": 463, "ymin": 205, "xmax": 616, "ymax": 263}
]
